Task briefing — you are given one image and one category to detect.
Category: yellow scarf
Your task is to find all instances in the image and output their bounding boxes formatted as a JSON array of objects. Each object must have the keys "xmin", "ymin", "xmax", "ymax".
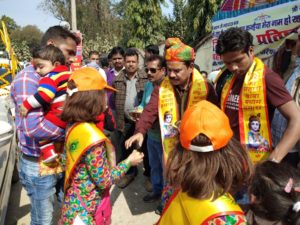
[
  {"xmin": 220, "ymin": 57, "xmax": 272, "ymax": 163},
  {"xmin": 158, "ymin": 69, "xmax": 208, "ymax": 164},
  {"xmin": 64, "ymin": 122, "xmax": 115, "ymax": 190},
  {"xmin": 157, "ymin": 190, "xmax": 244, "ymax": 225}
]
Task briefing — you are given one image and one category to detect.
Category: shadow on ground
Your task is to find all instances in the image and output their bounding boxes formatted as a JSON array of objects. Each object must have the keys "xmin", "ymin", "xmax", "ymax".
[
  {"xmin": 5, "ymin": 166, "xmax": 160, "ymax": 225},
  {"xmin": 4, "ymin": 181, "xmax": 30, "ymax": 225},
  {"xmin": 111, "ymin": 166, "xmax": 159, "ymax": 216}
]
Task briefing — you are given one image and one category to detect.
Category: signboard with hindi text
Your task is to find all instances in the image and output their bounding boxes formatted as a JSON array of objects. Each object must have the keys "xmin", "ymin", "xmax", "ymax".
[
  {"xmin": 212, "ymin": 0, "xmax": 300, "ymax": 70},
  {"xmin": 70, "ymin": 31, "xmax": 83, "ymax": 72}
]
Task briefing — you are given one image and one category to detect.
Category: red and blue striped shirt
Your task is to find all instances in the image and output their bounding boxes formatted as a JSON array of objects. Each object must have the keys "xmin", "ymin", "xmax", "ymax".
[{"xmin": 23, "ymin": 65, "xmax": 70, "ymax": 128}]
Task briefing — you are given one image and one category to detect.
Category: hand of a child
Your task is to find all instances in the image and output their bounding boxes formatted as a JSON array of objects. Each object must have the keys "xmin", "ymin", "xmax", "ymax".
[
  {"xmin": 19, "ymin": 104, "xmax": 29, "ymax": 117},
  {"xmin": 127, "ymin": 150, "xmax": 144, "ymax": 166}
]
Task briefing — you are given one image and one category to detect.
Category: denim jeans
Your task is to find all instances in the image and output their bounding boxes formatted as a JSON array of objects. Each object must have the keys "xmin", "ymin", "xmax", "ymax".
[
  {"xmin": 18, "ymin": 154, "xmax": 63, "ymax": 225},
  {"xmin": 147, "ymin": 137, "xmax": 163, "ymax": 194}
]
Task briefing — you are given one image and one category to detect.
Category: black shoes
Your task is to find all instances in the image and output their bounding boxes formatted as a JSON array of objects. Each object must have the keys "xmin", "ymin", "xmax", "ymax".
[
  {"xmin": 155, "ymin": 203, "xmax": 163, "ymax": 215},
  {"xmin": 144, "ymin": 178, "xmax": 153, "ymax": 192},
  {"xmin": 116, "ymin": 174, "xmax": 135, "ymax": 189},
  {"xmin": 143, "ymin": 192, "xmax": 161, "ymax": 203}
]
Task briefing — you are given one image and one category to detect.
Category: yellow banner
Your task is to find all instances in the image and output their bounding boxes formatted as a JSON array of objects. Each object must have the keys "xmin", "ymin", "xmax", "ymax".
[
  {"xmin": 158, "ymin": 69, "xmax": 208, "ymax": 164},
  {"xmin": 220, "ymin": 57, "xmax": 271, "ymax": 164}
]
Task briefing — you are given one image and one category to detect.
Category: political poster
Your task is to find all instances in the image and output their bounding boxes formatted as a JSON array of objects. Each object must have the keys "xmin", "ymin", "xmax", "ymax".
[{"xmin": 212, "ymin": 0, "xmax": 300, "ymax": 70}]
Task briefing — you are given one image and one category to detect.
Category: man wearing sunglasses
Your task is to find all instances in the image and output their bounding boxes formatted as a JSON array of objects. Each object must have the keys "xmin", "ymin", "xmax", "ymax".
[
  {"xmin": 126, "ymin": 39, "xmax": 217, "ymax": 152},
  {"xmin": 125, "ymin": 38, "xmax": 218, "ymax": 213},
  {"xmin": 135, "ymin": 55, "xmax": 166, "ymax": 204}
]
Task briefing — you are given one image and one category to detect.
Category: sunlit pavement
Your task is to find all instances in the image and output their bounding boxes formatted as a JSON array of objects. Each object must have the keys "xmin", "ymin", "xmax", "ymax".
[{"xmin": 5, "ymin": 166, "xmax": 160, "ymax": 225}]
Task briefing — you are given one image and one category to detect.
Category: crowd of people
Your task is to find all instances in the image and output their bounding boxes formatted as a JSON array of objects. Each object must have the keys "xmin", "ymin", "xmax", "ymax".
[{"xmin": 10, "ymin": 24, "xmax": 300, "ymax": 225}]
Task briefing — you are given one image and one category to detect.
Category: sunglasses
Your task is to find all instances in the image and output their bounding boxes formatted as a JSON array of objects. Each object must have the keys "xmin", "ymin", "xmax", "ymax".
[
  {"xmin": 145, "ymin": 67, "xmax": 160, "ymax": 73},
  {"xmin": 91, "ymin": 58, "xmax": 100, "ymax": 60}
]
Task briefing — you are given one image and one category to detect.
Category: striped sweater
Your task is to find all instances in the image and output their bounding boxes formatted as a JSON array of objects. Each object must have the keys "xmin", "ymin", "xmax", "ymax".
[{"xmin": 23, "ymin": 65, "xmax": 70, "ymax": 128}]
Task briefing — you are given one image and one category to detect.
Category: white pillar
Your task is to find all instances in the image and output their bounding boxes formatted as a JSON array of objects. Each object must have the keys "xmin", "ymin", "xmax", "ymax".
[{"xmin": 71, "ymin": 0, "xmax": 77, "ymax": 31}]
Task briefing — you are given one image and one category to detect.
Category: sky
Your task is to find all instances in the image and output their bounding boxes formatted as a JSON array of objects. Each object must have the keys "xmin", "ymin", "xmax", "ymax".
[
  {"xmin": 0, "ymin": 0, "xmax": 173, "ymax": 32},
  {"xmin": 0, "ymin": 0, "xmax": 60, "ymax": 31}
]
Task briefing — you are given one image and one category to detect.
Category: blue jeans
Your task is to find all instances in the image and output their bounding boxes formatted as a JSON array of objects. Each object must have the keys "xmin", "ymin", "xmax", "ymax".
[
  {"xmin": 147, "ymin": 137, "xmax": 163, "ymax": 194},
  {"xmin": 18, "ymin": 154, "xmax": 63, "ymax": 225}
]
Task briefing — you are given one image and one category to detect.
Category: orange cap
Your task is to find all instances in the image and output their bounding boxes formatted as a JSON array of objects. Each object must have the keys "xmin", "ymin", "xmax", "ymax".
[
  {"xmin": 68, "ymin": 67, "xmax": 117, "ymax": 94},
  {"xmin": 180, "ymin": 100, "xmax": 233, "ymax": 152}
]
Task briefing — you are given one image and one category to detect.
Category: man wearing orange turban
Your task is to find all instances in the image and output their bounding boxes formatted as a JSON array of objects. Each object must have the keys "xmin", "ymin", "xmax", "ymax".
[{"xmin": 125, "ymin": 38, "xmax": 218, "ymax": 214}]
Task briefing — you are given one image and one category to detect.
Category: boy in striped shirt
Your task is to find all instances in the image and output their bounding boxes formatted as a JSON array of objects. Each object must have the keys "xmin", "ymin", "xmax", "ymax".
[{"xmin": 19, "ymin": 45, "xmax": 71, "ymax": 163}]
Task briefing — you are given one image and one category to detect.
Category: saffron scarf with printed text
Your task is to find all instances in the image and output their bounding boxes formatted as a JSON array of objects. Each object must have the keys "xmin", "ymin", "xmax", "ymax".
[
  {"xmin": 158, "ymin": 69, "xmax": 208, "ymax": 164},
  {"xmin": 220, "ymin": 57, "xmax": 272, "ymax": 164}
]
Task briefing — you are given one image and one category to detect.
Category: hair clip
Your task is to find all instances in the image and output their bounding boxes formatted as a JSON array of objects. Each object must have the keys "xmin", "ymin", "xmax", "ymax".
[
  {"xmin": 66, "ymin": 88, "xmax": 78, "ymax": 96},
  {"xmin": 284, "ymin": 178, "xmax": 294, "ymax": 193},
  {"xmin": 293, "ymin": 201, "xmax": 300, "ymax": 212}
]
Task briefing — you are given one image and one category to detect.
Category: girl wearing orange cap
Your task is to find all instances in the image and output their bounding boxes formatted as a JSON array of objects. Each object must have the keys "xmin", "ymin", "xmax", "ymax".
[
  {"xmin": 59, "ymin": 68, "xmax": 144, "ymax": 225},
  {"xmin": 157, "ymin": 100, "xmax": 253, "ymax": 225}
]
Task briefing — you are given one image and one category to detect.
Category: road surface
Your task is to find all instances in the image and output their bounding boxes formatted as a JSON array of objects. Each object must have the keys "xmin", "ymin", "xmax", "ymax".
[{"xmin": 5, "ymin": 166, "xmax": 160, "ymax": 225}]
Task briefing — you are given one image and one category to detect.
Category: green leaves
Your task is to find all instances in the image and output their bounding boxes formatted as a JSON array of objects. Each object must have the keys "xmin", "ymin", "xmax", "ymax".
[
  {"xmin": 40, "ymin": 0, "xmax": 123, "ymax": 56},
  {"xmin": 38, "ymin": 0, "xmax": 223, "ymax": 53},
  {"xmin": 12, "ymin": 40, "xmax": 31, "ymax": 62},
  {"xmin": 185, "ymin": 0, "xmax": 223, "ymax": 45},
  {"xmin": 0, "ymin": 16, "xmax": 20, "ymax": 33},
  {"xmin": 121, "ymin": 0, "xmax": 165, "ymax": 48},
  {"xmin": 83, "ymin": 34, "xmax": 119, "ymax": 57},
  {"xmin": 11, "ymin": 25, "xmax": 43, "ymax": 51},
  {"xmin": 0, "ymin": 15, "xmax": 42, "ymax": 62},
  {"xmin": 163, "ymin": 0, "xmax": 187, "ymax": 40}
]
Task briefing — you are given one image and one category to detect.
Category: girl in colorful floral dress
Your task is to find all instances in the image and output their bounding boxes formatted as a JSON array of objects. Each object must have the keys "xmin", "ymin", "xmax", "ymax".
[{"xmin": 59, "ymin": 68, "xmax": 144, "ymax": 225}]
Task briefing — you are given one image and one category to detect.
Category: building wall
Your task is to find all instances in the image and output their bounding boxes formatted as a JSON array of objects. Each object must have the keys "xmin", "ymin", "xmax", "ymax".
[
  {"xmin": 195, "ymin": 37, "xmax": 213, "ymax": 73},
  {"xmin": 158, "ymin": 39, "xmax": 215, "ymax": 74}
]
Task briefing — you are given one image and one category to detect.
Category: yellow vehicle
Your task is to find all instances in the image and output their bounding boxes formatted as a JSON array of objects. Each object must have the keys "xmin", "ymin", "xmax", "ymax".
[{"xmin": 0, "ymin": 21, "xmax": 19, "ymax": 88}]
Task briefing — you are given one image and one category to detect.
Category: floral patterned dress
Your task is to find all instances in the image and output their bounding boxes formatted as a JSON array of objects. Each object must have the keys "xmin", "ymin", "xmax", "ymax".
[
  {"xmin": 60, "ymin": 143, "xmax": 129, "ymax": 225},
  {"xmin": 205, "ymin": 215, "xmax": 247, "ymax": 225}
]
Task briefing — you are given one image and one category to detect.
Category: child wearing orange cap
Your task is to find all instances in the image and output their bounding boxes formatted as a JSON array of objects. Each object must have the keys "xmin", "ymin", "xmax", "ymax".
[
  {"xmin": 157, "ymin": 100, "xmax": 253, "ymax": 225},
  {"xmin": 59, "ymin": 67, "xmax": 144, "ymax": 225}
]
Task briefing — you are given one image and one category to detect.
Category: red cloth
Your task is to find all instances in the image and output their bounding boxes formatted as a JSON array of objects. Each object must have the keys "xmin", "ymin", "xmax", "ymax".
[
  {"xmin": 95, "ymin": 108, "xmax": 116, "ymax": 131},
  {"xmin": 96, "ymin": 113, "xmax": 105, "ymax": 131}
]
